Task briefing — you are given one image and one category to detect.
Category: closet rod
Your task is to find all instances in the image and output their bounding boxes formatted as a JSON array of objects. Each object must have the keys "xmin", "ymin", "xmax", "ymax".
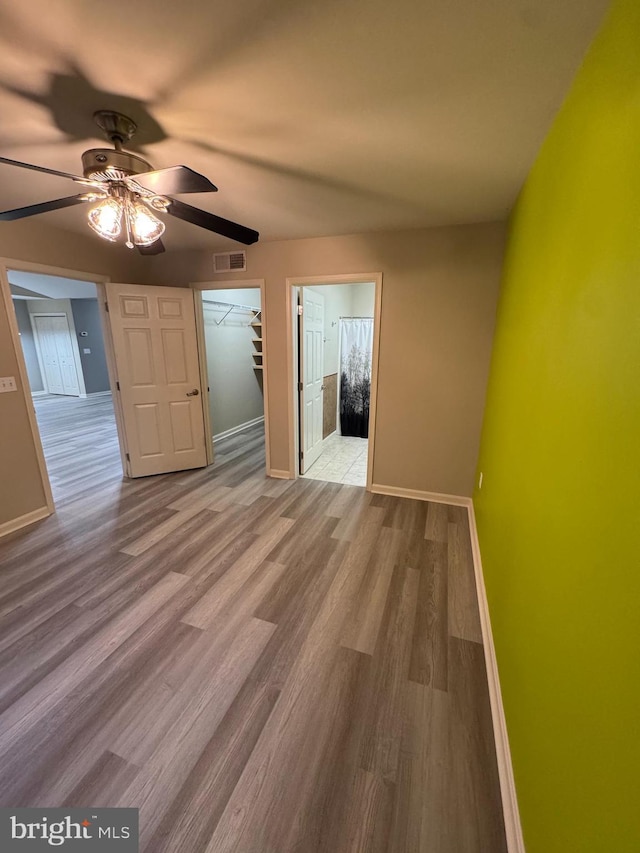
[
  {"xmin": 202, "ymin": 298, "xmax": 260, "ymax": 312},
  {"xmin": 202, "ymin": 299, "xmax": 261, "ymax": 326},
  {"xmin": 339, "ymin": 315, "xmax": 374, "ymax": 319}
]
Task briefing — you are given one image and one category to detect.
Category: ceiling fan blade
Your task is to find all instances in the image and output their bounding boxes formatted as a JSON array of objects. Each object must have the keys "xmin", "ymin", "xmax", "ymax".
[
  {"xmin": 166, "ymin": 198, "xmax": 259, "ymax": 245},
  {"xmin": 0, "ymin": 155, "xmax": 84, "ymax": 182},
  {"xmin": 136, "ymin": 239, "xmax": 166, "ymax": 255},
  {"xmin": 129, "ymin": 165, "xmax": 218, "ymax": 196},
  {"xmin": 0, "ymin": 194, "xmax": 90, "ymax": 221}
]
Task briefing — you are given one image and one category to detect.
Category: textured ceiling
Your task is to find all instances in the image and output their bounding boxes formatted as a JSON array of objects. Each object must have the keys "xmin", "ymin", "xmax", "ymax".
[{"xmin": 0, "ymin": 0, "xmax": 609, "ymax": 251}]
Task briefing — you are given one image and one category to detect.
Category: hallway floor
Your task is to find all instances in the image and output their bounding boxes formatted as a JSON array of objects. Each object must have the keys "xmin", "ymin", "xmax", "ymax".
[
  {"xmin": 33, "ymin": 393, "xmax": 120, "ymax": 505},
  {"xmin": 0, "ymin": 396, "xmax": 507, "ymax": 852}
]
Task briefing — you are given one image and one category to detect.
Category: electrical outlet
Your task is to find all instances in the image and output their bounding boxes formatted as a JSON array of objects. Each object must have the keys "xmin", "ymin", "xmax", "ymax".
[
  {"xmin": 0, "ymin": 376, "xmax": 17, "ymax": 393},
  {"xmin": 478, "ymin": 471, "xmax": 483, "ymax": 489}
]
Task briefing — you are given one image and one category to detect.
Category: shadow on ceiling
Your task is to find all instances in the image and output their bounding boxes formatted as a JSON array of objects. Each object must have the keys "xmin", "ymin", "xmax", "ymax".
[{"xmin": 1, "ymin": 68, "xmax": 166, "ymax": 152}]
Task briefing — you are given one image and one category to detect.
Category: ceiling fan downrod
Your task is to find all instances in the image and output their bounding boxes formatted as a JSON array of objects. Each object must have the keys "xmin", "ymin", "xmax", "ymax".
[
  {"xmin": 93, "ymin": 110, "xmax": 137, "ymax": 148},
  {"xmin": 82, "ymin": 111, "xmax": 153, "ymax": 180}
]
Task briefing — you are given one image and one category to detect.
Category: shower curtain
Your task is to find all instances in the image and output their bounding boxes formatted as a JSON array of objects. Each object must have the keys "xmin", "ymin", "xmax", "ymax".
[{"xmin": 339, "ymin": 318, "xmax": 374, "ymax": 438}]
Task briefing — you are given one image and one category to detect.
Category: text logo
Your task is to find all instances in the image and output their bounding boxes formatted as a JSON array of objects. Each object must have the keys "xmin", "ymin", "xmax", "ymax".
[{"xmin": 0, "ymin": 809, "xmax": 138, "ymax": 851}]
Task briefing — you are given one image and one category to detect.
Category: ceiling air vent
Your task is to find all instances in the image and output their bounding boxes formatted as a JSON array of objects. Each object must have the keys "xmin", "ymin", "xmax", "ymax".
[{"xmin": 213, "ymin": 251, "xmax": 247, "ymax": 273}]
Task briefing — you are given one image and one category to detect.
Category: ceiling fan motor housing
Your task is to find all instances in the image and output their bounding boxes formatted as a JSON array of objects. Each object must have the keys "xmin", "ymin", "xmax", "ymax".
[{"xmin": 81, "ymin": 148, "xmax": 153, "ymax": 180}]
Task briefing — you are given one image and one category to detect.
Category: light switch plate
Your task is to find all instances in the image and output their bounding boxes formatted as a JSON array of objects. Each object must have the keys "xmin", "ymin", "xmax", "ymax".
[{"xmin": 0, "ymin": 376, "xmax": 17, "ymax": 393}]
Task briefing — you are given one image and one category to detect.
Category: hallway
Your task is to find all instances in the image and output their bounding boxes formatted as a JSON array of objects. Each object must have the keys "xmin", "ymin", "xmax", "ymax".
[{"xmin": 33, "ymin": 393, "xmax": 120, "ymax": 506}]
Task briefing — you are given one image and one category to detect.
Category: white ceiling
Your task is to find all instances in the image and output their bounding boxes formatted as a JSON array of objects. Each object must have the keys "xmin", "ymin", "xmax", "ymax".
[
  {"xmin": 8, "ymin": 270, "xmax": 97, "ymax": 299},
  {"xmin": 0, "ymin": 0, "xmax": 609, "ymax": 252}
]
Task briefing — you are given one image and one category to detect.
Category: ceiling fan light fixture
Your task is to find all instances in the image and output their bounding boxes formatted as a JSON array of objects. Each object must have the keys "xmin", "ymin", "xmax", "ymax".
[
  {"xmin": 129, "ymin": 199, "xmax": 165, "ymax": 246},
  {"xmin": 0, "ymin": 110, "xmax": 258, "ymax": 250},
  {"xmin": 87, "ymin": 196, "xmax": 123, "ymax": 241},
  {"xmin": 80, "ymin": 190, "xmax": 109, "ymax": 202}
]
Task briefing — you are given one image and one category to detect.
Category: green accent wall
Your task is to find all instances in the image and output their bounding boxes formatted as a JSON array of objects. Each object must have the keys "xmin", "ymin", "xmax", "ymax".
[{"xmin": 475, "ymin": 1, "xmax": 640, "ymax": 850}]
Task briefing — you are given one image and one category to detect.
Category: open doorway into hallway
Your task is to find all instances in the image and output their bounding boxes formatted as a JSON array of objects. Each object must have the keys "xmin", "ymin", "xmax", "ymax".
[
  {"xmin": 290, "ymin": 275, "xmax": 381, "ymax": 488},
  {"xmin": 8, "ymin": 268, "xmax": 119, "ymax": 503}
]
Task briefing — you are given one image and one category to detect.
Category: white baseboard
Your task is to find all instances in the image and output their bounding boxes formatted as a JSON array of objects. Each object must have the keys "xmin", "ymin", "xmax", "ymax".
[
  {"xmin": 87, "ymin": 390, "xmax": 113, "ymax": 397},
  {"xmin": 31, "ymin": 390, "xmax": 47, "ymax": 397},
  {"xmin": 467, "ymin": 502, "xmax": 525, "ymax": 853},
  {"xmin": 268, "ymin": 468, "xmax": 293, "ymax": 480},
  {"xmin": 369, "ymin": 482, "xmax": 471, "ymax": 507},
  {"xmin": 0, "ymin": 506, "xmax": 51, "ymax": 539},
  {"xmin": 213, "ymin": 416, "xmax": 265, "ymax": 443}
]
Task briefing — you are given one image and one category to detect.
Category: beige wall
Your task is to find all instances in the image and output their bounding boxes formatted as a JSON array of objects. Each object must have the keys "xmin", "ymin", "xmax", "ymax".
[
  {"xmin": 148, "ymin": 222, "xmax": 507, "ymax": 496},
  {"xmin": 0, "ymin": 219, "xmax": 506, "ymax": 532},
  {"xmin": 0, "ymin": 289, "xmax": 48, "ymax": 525},
  {"xmin": 0, "ymin": 219, "xmax": 150, "ymax": 529}
]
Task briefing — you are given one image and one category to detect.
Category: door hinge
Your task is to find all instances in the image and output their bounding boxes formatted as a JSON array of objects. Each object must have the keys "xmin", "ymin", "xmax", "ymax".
[
  {"xmin": 298, "ymin": 381, "xmax": 303, "ymax": 392},
  {"xmin": 104, "ymin": 302, "xmax": 109, "ymax": 313},
  {"xmin": 116, "ymin": 381, "xmax": 120, "ymax": 391},
  {"xmin": 125, "ymin": 452, "xmax": 130, "ymax": 461},
  {"xmin": 299, "ymin": 450, "xmax": 304, "ymax": 461},
  {"xmin": 297, "ymin": 305, "xmax": 303, "ymax": 315}
]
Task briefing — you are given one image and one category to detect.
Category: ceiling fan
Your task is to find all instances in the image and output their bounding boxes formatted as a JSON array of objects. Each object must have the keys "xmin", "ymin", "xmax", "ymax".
[{"xmin": 0, "ymin": 111, "xmax": 259, "ymax": 255}]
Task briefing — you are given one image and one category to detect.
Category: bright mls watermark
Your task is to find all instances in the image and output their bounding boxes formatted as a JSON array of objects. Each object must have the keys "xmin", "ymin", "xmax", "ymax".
[{"xmin": 0, "ymin": 809, "xmax": 138, "ymax": 851}]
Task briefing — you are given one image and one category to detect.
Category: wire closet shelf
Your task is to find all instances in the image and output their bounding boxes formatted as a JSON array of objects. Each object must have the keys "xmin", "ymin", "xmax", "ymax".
[{"xmin": 202, "ymin": 298, "xmax": 262, "ymax": 326}]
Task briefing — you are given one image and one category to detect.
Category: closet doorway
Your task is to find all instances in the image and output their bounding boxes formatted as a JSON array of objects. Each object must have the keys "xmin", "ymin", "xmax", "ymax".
[
  {"xmin": 288, "ymin": 274, "xmax": 382, "ymax": 489},
  {"xmin": 197, "ymin": 281, "xmax": 268, "ymax": 468}
]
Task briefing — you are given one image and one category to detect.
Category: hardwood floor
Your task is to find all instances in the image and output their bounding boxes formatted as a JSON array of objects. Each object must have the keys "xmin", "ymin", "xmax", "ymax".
[{"xmin": 0, "ymin": 394, "xmax": 507, "ymax": 852}]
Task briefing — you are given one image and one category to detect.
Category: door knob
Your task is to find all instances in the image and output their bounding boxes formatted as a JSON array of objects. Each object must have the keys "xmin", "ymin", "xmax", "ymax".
[{"xmin": 186, "ymin": 388, "xmax": 200, "ymax": 396}]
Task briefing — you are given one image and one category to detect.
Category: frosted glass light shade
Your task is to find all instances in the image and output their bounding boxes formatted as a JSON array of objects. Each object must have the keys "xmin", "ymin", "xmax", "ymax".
[
  {"xmin": 87, "ymin": 197, "xmax": 123, "ymax": 241},
  {"xmin": 131, "ymin": 201, "xmax": 165, "ymax": 246}
]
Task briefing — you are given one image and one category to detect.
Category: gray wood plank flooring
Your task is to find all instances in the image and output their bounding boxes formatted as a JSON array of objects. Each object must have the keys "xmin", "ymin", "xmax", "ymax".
[{"xmin": 0, "ymin": 394, "xmax": 507, "ymax": 852}]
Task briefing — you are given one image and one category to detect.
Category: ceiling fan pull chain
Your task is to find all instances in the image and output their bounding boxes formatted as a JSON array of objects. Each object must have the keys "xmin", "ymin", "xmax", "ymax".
[{"xmin": 124, "ymin": 198, "xmax": 134, "ymax": 249}]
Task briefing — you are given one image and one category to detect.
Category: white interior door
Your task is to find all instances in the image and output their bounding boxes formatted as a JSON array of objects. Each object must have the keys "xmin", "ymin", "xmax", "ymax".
[
  {"xmin": 299, "ymin": 288, "xmax": 324, "ymax": 473},
  {"xmin": 54, "ymin": 316, "xmax": 82, "ymax": 395},
  {"xmin": 34, "ymin": 315, "xmax": 80, "ymax": 396},
  {"xmin": 34, "ymin": 316, "xmax": 63, "ymax": 394},
  {"xmin": 106, "ymin": 283, "xmax": 207, "ymax": 478}
]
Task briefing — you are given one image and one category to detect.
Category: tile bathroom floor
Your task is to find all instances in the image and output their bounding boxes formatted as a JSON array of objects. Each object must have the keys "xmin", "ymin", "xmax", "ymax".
[{"xmin": 301, "ymin": 433, "xmax": 368, "ymax": 486}]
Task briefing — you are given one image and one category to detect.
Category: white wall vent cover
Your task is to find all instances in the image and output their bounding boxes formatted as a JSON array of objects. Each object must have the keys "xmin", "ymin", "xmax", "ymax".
[{"xmin": 213, "ymin": 251, "xmax": 247, "ymax": 273}]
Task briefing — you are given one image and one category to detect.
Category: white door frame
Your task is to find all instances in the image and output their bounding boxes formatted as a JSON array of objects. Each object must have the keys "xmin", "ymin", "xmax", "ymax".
[
  {"xmin": 286, "ymin": 273, "xmax": 383, "ymax": 489},
  {"xmin": 189, "ymin": 278, "xmax": 270, "ymax": 472},
  {"xmin": 0, "ymin": 257, "xmax": 112, "ymax": 515}
]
